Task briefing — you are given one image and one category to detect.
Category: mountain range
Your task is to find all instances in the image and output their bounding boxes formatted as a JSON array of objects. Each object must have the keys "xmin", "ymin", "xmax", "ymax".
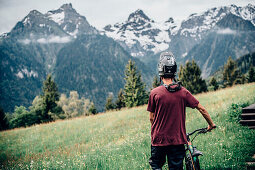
[
  {"xmin": 0, "ymin": 4, "xmax": 152, "ymax": 112},
  {"xmin": 103, "ymin": 4, "xmax": 255, "ymax": 77},
  {"xmin": 1, "ymin": 3, "xmax": 255, "ymax": 112}
]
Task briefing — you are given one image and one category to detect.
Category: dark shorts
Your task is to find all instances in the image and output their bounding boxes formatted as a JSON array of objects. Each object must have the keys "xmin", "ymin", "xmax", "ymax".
[{"xmin": 149, "ymin": 144, "xmax": 185, "ymax": 170}]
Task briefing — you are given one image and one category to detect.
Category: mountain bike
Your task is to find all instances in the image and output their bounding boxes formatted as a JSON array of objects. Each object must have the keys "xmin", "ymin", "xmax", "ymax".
[{"xmin": 185, "ymin": 127, "xmax": 216, "ymax": 170}]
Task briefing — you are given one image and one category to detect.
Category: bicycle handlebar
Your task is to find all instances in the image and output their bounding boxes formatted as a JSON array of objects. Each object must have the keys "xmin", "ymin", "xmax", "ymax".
[{"xmin": 187, "ymin": 126, "xmax": 216, "ymax": 137}]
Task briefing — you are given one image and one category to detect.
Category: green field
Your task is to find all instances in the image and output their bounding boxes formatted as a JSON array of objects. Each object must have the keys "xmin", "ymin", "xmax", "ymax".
[{"xmin": 1, "ymin": 83, "xmax": 255, "ymax": 169}]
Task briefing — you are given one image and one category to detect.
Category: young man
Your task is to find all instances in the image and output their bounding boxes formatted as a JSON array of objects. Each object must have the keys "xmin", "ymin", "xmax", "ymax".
[{"xmin": 147, "ymin": 52, "xmax": 216, "ymax": 170}]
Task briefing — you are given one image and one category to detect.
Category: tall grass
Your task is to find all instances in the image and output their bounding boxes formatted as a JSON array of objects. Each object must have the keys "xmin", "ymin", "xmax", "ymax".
[{"xmin": 0, "ymin": 83, "xmax": 255, "ymax": 169}]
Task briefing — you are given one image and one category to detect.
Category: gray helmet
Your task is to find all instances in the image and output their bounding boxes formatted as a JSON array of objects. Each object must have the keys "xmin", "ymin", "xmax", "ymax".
[{"xmin": 158, "ymin": 51, "xmax": 177, "ymax": 78}]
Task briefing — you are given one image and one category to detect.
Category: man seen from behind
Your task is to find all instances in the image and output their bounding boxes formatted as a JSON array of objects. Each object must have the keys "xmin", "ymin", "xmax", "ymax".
[{"xmin": 147, "ymin": 52, "xmax": 216, "ymax": 170}]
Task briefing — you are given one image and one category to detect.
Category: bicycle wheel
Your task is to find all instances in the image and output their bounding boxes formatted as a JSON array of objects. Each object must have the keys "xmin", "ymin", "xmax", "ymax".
[
  {"xmin": 185, "ymin": 155, "xmax": 200, "ymax": 170},
  {"xmin": 185, "ymin": 153, "xmax": 195, "ymax": 170},
  {"xmin": 194, "ymin": 157, "xmax": 200, "ymax": 170}
]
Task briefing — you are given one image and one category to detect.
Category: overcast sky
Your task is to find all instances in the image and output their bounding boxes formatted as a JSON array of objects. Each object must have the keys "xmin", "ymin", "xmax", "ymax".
[{"xmin": 0, "ymin": 0, "xmax": 254, "ymax": 34}]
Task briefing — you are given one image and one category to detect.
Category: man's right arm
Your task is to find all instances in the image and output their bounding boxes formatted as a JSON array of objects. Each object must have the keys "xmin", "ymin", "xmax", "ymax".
[
  {"xmin": 195, "ymin": 103, "xmax": 216, "ymax": 130},
  {"xmin": 150, "ymin": 112, "xmax": 154, "ymax": 125}
]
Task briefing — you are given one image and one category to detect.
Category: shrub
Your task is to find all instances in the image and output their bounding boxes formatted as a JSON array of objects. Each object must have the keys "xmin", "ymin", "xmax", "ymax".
[{"xmin": 228, "ymin": 102, "xmax": 250, "ymax": 123}]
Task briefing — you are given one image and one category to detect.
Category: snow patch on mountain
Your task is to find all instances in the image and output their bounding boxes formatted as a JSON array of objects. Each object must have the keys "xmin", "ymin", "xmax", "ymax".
[
  {"xmin": 47, "ymin": 11, "xmax": 65, "ymax": 25},
  {"xmin": 23, "ymin": 17, "xmax": 31, "ymax": 26},
  {"xmin": 16, "ymin": 68, "xmax": 38, "ymax": 79}
]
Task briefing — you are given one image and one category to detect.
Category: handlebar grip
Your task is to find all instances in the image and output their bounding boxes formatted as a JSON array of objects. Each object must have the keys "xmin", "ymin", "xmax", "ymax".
[{"xmin": 206, "ymin": 125, "xmax": 216, "ymax": 132}]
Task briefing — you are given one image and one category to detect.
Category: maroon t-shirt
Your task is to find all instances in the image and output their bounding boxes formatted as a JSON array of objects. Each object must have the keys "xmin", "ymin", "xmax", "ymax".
[{"xmin": 147, "ymin": 85, "xmax": 199, "ymax": 146}]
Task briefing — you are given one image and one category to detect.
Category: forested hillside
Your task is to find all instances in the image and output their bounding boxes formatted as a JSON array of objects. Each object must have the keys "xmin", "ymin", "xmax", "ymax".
[
  {"xmin": 210, "ymin": 51, "xmax": 255, "ymax": 82},
  {"xmin": 54, "ymin": 34, "xmax": 152, "ymax": 111}
]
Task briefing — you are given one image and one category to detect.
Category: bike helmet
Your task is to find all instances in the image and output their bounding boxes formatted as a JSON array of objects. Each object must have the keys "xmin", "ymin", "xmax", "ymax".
[{"xmin": 158, "ymin": 51, "xmax": 177, "ymax": 78}]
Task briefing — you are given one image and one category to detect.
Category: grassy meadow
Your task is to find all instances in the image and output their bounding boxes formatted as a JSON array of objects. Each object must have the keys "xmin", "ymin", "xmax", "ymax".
[{"xmin": 1, "ymin": 83, "xmax": 255, "ymax": 169}]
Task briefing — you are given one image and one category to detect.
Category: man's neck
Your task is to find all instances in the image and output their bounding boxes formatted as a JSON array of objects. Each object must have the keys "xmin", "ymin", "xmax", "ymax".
[{"xmin": 162, "ymin": 78, "xmax": 173, "ymax": 85}]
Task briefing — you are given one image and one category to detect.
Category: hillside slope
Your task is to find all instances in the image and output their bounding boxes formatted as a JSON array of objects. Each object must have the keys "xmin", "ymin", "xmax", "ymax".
[
  {"xmin": 209, "ymin": 51, "xmax": 255, "ymax": 83},
  {"xmin": 0, "ymin": 84, "xmax": 255, "ymax": 169}
]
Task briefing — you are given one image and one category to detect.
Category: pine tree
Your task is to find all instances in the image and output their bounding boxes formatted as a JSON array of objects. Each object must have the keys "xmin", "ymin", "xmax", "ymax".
[
  {"xmin": 89, "ymin": 103, "xmax": 97, "ymax": 114},
  {"xmin": 178, "ymin": 60, "xmax": 207, "ymax": 94},
  {"xmin": 0, "ymin": 107, "xmax": 8, "ymax": 130},
  {"xmin": 209, "ymin": 77, "xmax": 219, "ymax": 91},
  {"xmin": 123, "ymin": 60, "xmax": 148, "ymax": 107},
  {"xmin": 223, "ymin": 56, "xmax": 240, "ymax": 87},
  {"xmin": 105, "ymin": 94, "xmax": 116, "ymax": 111},
  {"xmin": 241, "ymin": 74, "xmax": 247, "ymax": 84},
  {"xmin": 248, "ymin": 66, "xmax": 255, "ymax": 83},
  {"xmin": 115, "ymin": 89, "xmax": 125, "ymax": 110},
  {"xmin": 152, "ymin": 75, "xmax": 161, "ymax": 89},
  {"xmin": 41, "ymin": 74, "xmax": 62, "ymax": 122}
]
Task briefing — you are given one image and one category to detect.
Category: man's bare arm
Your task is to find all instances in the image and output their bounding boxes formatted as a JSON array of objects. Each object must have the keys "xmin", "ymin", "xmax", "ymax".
[
  {"xmin": 150, "ymin": 112, "xmax": 154, "ymax": 125},
  {"xmin": 196, "ymin": 103, "xmax": 216, "ymax": 130}
]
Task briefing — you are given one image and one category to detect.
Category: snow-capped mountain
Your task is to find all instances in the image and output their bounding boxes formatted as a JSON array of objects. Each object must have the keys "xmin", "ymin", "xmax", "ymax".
[
  {"xmin": 9, "ymin": 3, "xmax": 98, "ymax": 41},
  {"xmin": 178, "ymin": 4, "xmax": 255, "ymax": 40},
  {"xmin": 102, "ymin": 9, "xmax": 179, "ymax": 57},
  {"xmin": 186, "ymin": 13, "xmax": 255, "ymax": 78},
  {"xmin": 103, "ymin": 4, "xmax": 255, "ymax": 61},
  {"xmin": 9, "ymin": 9, "xmax": 68, "ymax": 39},
  {"xmin": 46, "ymin": 3, "xmax": 98, "ymax": 37}
]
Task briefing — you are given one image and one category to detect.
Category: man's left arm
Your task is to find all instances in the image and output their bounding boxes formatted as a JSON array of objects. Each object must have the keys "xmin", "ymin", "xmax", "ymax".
[{"xmin": 195, "ymin": 103, "xmax": 216, "ymax": 130}]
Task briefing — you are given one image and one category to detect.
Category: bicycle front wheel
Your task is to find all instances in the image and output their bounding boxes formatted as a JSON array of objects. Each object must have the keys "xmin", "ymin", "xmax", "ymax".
[
  {"xmin": 185, "ymin": 154, "xmax": 195, "ymax": 170},
  {"xmin": 185, "ymin": 154, "xmax": 200, "ymax": 170}
]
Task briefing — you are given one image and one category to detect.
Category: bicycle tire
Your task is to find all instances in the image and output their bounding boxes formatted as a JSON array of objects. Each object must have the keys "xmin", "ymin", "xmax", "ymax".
[
  {"xmin": 194, "ymin": 157, "xmax": 200, "ymax": 170},
  {"xmin": 185, "ymin": 153, "xmax": 196, "ymax": 170},
  {"xmin": 185, "ymin": 156, "xmax": 201, "ymax": 170}
]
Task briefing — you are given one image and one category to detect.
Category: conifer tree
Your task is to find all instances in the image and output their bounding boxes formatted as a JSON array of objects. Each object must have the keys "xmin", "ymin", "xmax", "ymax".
[
  {"xmin": 89, "ymin": 103, "xmax": 97, "ymax": 114},
  {"xmin": 123, "ymin": 60, "xmax": 148, "ymax": 107},
  {"xmin": 115, "ymin": 89, "xmax": 125, "ymax": 110},
  {"xmin": 209, "ymin": 77, "xmax": 219, "ymax": 91},
  {"xmin": 41, "ymin": 74, "xmax": 62, "ymax": 122},
  {"xmin": 152, "ymin": 75, "xmax": 161, "ymax": 89},
  {"xmin": 0, "ymin": 107, "xmax": 8, "ymax": 130},
  {"xmin": 248, "ymin": 66, "xmax": 255, "ymax": 83},
  {"xmin": 178, "ymin": 60, "xmax": 207, "ymax": 94},
  {"xmin": 223, "ymin": 56, "xmax": 241, "ymax": 87},
  {"xmin": 241, "ymin": 74, "xmax": 247, "ymax": 84},
  {"xmin": 105, "ymin": 94, "xmax": 116, "ymax": 111}
]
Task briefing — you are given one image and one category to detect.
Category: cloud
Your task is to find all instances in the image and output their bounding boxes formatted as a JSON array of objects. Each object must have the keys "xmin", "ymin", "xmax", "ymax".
[
  {"xmin": 18, "ymin": 39, "xmax": 31, "ymax": 44},
  {"xmin": 37, "ymin": 38, "xmax": 47, "ymax": 43},
  {"xmin": 48, "ymin": 36, "xmax": 71, "ymax": 43},
  {"xmin": 217, "ymin": 28, "xmax": 236, "ymax": 34},
  {"xmin": 19, "ymin": 35, "xmax": 72, "ymax": 44}
]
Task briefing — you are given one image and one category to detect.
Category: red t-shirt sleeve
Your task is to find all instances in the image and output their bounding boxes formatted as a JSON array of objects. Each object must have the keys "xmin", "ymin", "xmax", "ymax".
[
  {"xmin": 185, "ymin": 89, "xmax": 199, "ymax": 109},
  {"xmin": 147, "ymin": 92, "xmax": 156, "ymax": 113}
]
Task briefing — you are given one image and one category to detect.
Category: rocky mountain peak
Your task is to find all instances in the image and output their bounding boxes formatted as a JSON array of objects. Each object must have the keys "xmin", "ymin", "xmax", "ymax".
[
  {"xmin": 128, "ymin": 9, "xmax": 152, "ymax": 23},
  {"xmin": 165, "ymin": 17, "xmax": 174, "ymax": 23},
  {"xmin": 46, "ymin": 4, "xmax": 98, "ymax": 37},
  {"xmin": 22, "ymin": 10, "xmax": 44, "ymax": 26},
  {"xmin": 60, "ymin": 3, "xmax": 73, "ymax": 10},
  {"xmin": 28, "ymin": 10, "xmax": 43, "ymax": 16}
]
